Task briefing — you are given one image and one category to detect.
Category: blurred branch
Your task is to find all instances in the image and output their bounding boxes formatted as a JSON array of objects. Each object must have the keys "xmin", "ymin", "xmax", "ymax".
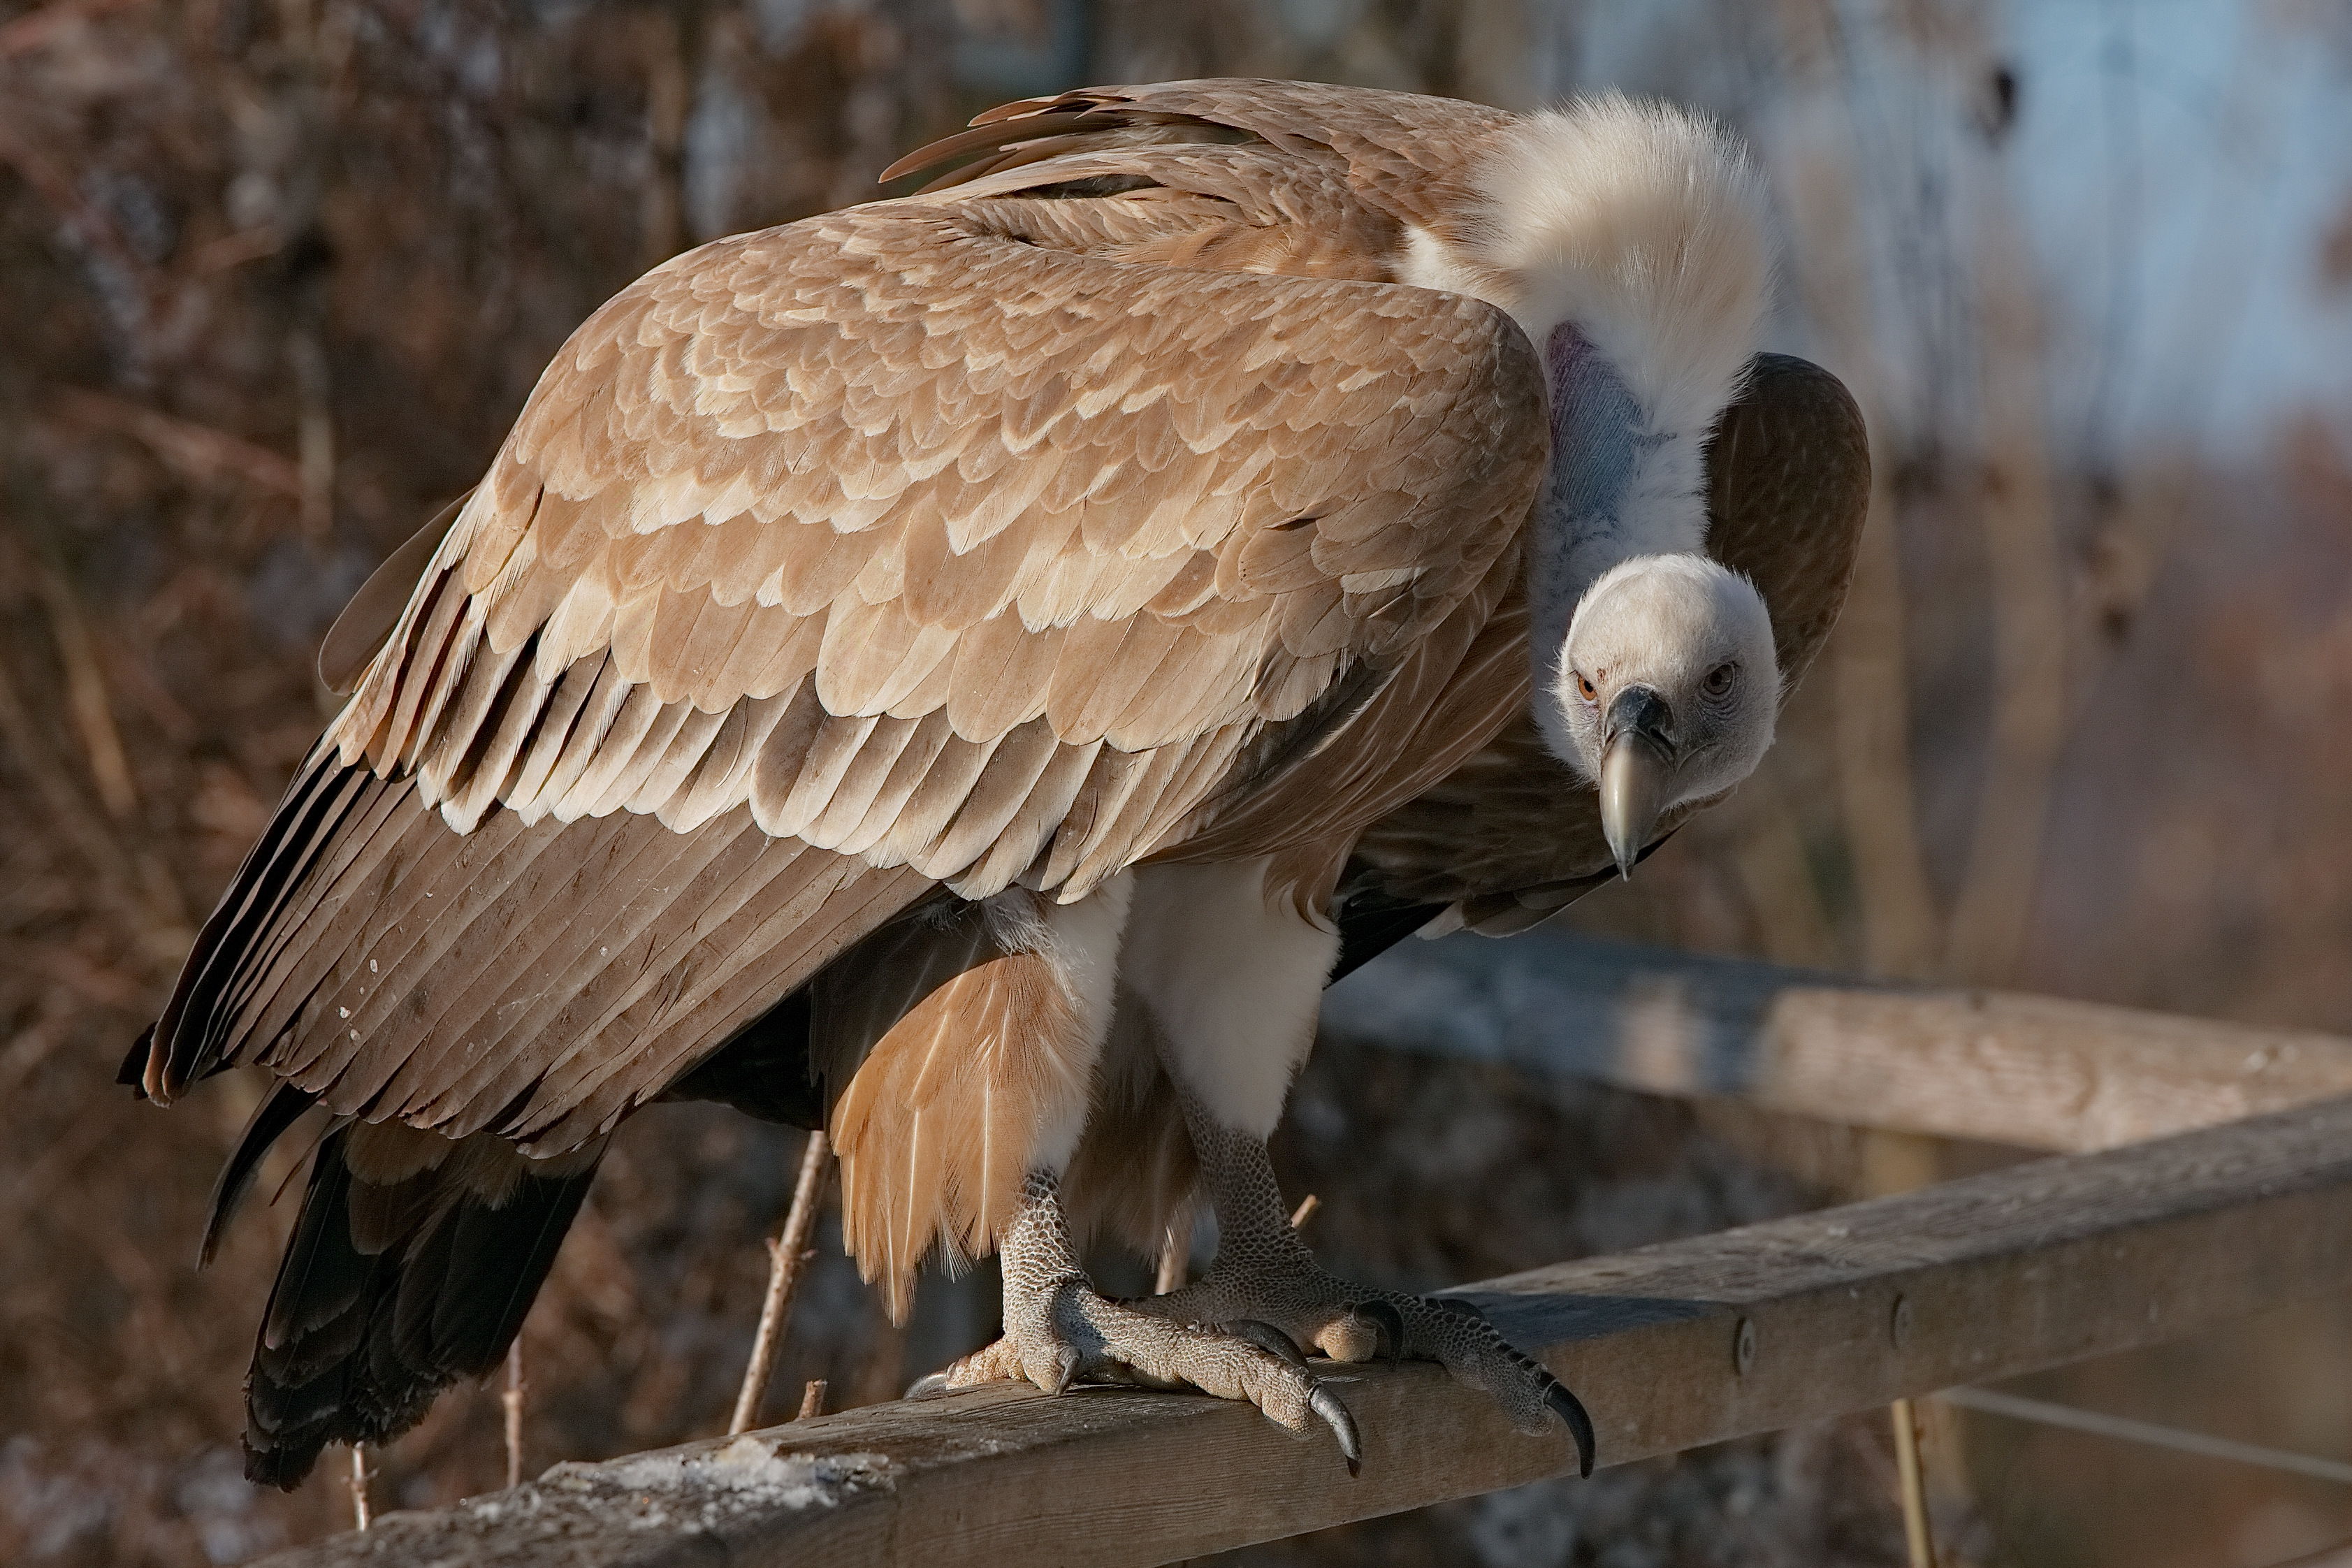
[
  {"xmin": 32, "ymin": 553, "xmax": 140, "ymax": 822},
  {"xmin": 1727, "ymin": 773, "xmax": 1840, "ymax": 970},
  {"xmin": 288, "ymin": 333, "xmax": 335, "ymax": 537},
  {"xmin": 0, "ymin": 0, "xmax": 148, "ymax": 59},
  {"xmin": 641, "ymin": 12, "xmax": 692, "ymax": 268},
  {"xmin": 1773, "ymin": 0, "xmax": 1943, "ymax": 978},
  {"xmin": 0, "ymin": 639, "xmax": 174, "ymax": 945},
  {"xmin": 503, "ymin": 1341, "xmax": 527, "ymax": 1490},
  {"xmin": 0, "ymin": 472, "xmax": 193, "ymax": 951},
  {"xmin": 1942, "ymin": 172, "xmax": 2069, "ymax": 987},
  {"xmin": 50, "ymin": 387, "xmax": 303, "ymax": 497},
  {"xmin": 0, "ymin": 112, "xmax": 165, "ymax": 314}
]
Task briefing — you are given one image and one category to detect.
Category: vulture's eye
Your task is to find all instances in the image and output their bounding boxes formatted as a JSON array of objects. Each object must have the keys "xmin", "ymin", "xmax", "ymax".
[
  {"xmin": 1703, "ymin": 662, "xmax": 1737, "ymax": 697},
  {"xmin": 1574, "ymin": 672, "xmax": 1597, "ymax": 702}
]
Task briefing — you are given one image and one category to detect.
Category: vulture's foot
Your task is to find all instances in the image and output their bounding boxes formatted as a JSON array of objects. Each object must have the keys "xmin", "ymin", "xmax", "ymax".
[
  {"xmin": 909, "ymin": 1172, "xmax": 1363, "ymax": 1473},
  {"xmin": 1147, "ymin": 1105, "xmax": 1594, "ymax": 1474},
  {"xmin": 1142, "ymin": 1268, "xmax": 1594, "ymax": 1476}
]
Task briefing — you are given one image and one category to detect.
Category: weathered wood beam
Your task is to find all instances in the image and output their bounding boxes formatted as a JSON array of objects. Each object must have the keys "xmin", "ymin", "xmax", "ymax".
[
  {"xmin": 256, "ymin": 1094, "xmax": 2352, "ymax": 1568},
  {"xmin": 1323, "ymin": 930, "xmax": 2352, "ymax": 1152}
]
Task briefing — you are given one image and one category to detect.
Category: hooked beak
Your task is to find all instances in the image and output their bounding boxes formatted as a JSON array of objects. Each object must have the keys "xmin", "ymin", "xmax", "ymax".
[{"xmin": 1599, "ymin": 687, "xmax": 1674, "ymax": 879}]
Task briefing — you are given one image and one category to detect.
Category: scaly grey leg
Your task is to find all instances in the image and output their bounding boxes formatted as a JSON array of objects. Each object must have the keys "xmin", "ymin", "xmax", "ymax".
[{"xmin": 910, "ymin": 1169, "xmax": 1363, "ymax": 1472}]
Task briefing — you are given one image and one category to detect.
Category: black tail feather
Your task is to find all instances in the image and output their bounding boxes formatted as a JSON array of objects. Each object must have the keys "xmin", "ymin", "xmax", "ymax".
[
  {"xmin": 202, "ymin": 1081, "xmax": 319, "ymax": 1266},
  {"xmin": 242, "ymin": 1128, "xmax": 599, "ymax": 1490}
]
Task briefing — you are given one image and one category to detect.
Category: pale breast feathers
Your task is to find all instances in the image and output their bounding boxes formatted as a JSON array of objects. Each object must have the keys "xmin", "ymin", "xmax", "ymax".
[{"xmin": 326, "ymin": 202, "xmax": 1548, "ymax": 905}]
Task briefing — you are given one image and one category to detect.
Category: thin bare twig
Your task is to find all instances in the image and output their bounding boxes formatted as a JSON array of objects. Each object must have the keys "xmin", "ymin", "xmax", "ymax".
[
  {"xmin": 347, "ymin": 1444, "xmax": 371, "ymax": 1530},
  {"xmin": 1938, "ymin": 1386, "xmax": 2352, "ymax": 1486},
  {"xmin": 1891, "ymin": 1397, "xmax": 1938, "ymax": 1568},
  {"xmin": 2254, "ymin": 1538, "xmax": 2352, "ymax": 1568},
  {"xmin": 288, "ymin": 331, "xmax": 335, "ymax": 537},
  {"xmin": 794, "ymin": 1379, "xmax": 827, "ymax": 1421},
  {"xmin": 1288, "ymin": 1193, "xmax": 1320, "ymax": 1231},
  {"xmin": 502, "ymin": 1340, "xmax": 525, "ymax": 1490},
  {"xmin": 727, "ymin": 1129, "xmax": 830, "ymax": 1435}
]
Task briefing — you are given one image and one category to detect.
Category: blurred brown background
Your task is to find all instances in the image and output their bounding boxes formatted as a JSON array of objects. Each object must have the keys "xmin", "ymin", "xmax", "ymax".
[{"xmin": 3, "ymin": 1, "xmax": 2351, "ymax": 1565}]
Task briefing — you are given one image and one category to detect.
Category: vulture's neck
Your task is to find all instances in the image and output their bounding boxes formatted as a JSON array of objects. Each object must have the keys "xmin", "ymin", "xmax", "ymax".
[{"xmin": 1518, "ymin": 323, "xmax": 1709, "ymax": 675}]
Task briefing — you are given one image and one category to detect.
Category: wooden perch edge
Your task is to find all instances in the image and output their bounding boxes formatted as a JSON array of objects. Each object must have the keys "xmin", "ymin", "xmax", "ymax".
[
  {"xmin": 1323, "ymin": 930, "xmax": 2352, "ymax": 1153},
  {"xmin": 255, "ymin": 1092, "xmax": 2352, "ymax": 1568}
]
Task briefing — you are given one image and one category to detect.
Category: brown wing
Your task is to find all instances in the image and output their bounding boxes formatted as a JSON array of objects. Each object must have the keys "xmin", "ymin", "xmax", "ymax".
[
  {"xmin": 146, "ymin": 198, "xmax": 1546, "ymax": 1156},
  {"xmin": 1346, "ymin": 352, "xmax": 1871, "ymax": 931},
  {"xmin": 885, "ymin": 78, "xmax": 1515, "ymax": 242}
]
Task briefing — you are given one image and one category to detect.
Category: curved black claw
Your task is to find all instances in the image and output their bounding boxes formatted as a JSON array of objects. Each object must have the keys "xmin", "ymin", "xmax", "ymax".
[
  {"xmin": 1224, "ymin": 1318, "xmax": 1309, "ymax": 1372},
  {"xmin": 1348, "ymin": 1298, "xmax": 1409, "ymax": 1367},
  {"xmin": 905, "ymin": 1371, "xmax": 952, "ymax": 1400},
  {"xmin": 1431, "ymin": 1294, "xmax": 1489, "ymax": 1326},
  {"xmin": 1547, "ymin": 1380, "xmax": 1596, "ymax": 1478},
  {"xmin": 1309, "ymin": 1383, "xmax": 1363, "ymax": 1477}
]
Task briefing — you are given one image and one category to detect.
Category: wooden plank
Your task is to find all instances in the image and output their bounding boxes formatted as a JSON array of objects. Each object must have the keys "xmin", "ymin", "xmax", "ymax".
[
  {"xmin": 1323, "ymin": 930, "xmax": 2352, "ymax": 1152},
  {"xmin": 256, "ymin": 1093, "xmax": 2352, "ymax": 1568}
]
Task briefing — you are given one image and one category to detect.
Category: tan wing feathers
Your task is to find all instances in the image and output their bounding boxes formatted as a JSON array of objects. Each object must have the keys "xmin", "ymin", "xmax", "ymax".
[
  {"xmin": 1156, "ymin": 540, "xmax": 1521, "ymax": 865},
  {"xmin": 906, "ymin": 719, "xmax": 1054, "ymax": 872},
  {"xmin": 948, "ymin": 735, "xmax": 1103, "ymax": 897},
  {"xmin": 528, "ymin": 852, "xmax": 937, "ymax": 1152},
  {"xmin": 328, "ymin": 203, "xmax": 1542, "ymax": 910},
  {"xmin": 319, "ymin": 491, "xmax": 472, "ymax": 695},
  {"xmin": 168, "ymin": 101, "xmax": 1560, "ymax": 1217},
  {"xmin": 405, "ymin": 817, "xmax": 790, "ymax": 1131},
  {"xmin": 334, "ymin": 806, "xmax": 732, "ymax": 1119},
  {"xmin": 204, "ymin": 759, "xmax": 926, "ymax": 1156},
  {"xmin": 509, "ymin": 657, "xmax": 632, "ymax": 820},
  {"xmin": 248, "ymin": 799, "xmax": 588, "ymax": 1105},
  {"xmin": 159, "ymin": 764, "xmax": 409, "ymax": 1091}
]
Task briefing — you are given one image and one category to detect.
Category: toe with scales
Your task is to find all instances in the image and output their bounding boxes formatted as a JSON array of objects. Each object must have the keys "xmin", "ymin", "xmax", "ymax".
[
  {"xmin": 1138, "ymin": 1268, "xmax": 1595, "ymax": 1478},
  {"xmin": 910, "ymin": 1173, "xmax": 1365, "ymax": 1474},
  {"xmin": 1152, "ymin": 1096, "xmax": 1596, "ymax": 1476}
]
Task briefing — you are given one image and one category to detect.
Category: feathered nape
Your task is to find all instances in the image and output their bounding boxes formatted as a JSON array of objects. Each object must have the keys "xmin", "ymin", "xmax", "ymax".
[{"xmin": 1446, "ymin": 92, "xmax": 1771, "ymax": 438}]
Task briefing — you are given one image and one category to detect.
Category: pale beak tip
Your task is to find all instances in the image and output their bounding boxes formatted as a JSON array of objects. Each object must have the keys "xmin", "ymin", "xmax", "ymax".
[{"xmin": 1598, "ymin": 730, "xmax": 1670, "ymax": 886}]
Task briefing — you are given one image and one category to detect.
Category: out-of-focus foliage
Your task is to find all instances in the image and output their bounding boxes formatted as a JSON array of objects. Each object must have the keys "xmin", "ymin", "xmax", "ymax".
[
  {"xmin": 0, "ymin": 1, "xmax": 963, "ymax": 1558},
  {"xmin": 4, "ymin": 0, "xmax": 2351, "ymax": 1565}
]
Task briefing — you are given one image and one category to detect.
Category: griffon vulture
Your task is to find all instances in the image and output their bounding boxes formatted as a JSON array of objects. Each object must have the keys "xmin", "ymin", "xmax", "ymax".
[{"xmin": 125, "ymin": 79, "xmax": 1868, "ymax": 1486}]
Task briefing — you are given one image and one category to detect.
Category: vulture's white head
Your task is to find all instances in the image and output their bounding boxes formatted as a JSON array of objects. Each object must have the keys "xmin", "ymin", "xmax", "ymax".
[
  {"xmin": 1546, "ymin": 553, "xmax": 1778, "ymax": 872},
  {"xmin": 1398, "ymin": 93, "xmax": 1779, "ymax": 873}
]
